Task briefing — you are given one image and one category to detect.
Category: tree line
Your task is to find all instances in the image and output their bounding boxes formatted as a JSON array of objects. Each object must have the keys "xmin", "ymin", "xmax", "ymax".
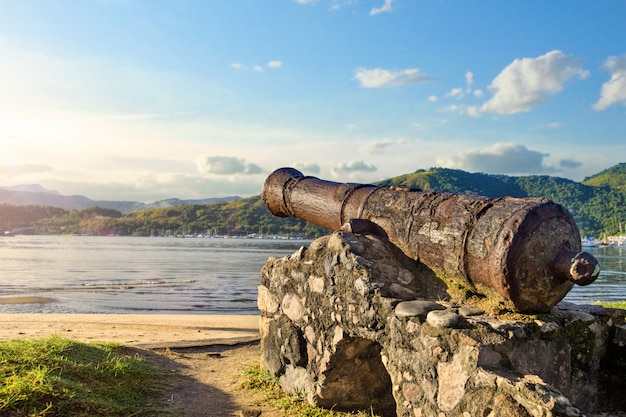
[
  {"xmin": 0, "ymin": 197, "xmax": 326, "ymax": 238},
  {"xmin": 2, "ymin": 163, "xmax": 626, "ymax": 238}
]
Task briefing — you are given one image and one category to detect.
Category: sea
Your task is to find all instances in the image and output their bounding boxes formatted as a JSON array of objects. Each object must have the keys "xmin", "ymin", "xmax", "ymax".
[{"xmin": 0, "ymin": 235, "xmax": 624, "ymax": 314}]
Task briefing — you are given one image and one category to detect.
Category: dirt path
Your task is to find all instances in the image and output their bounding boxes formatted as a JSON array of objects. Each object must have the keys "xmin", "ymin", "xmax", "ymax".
[{"xmin": 142, "ymin": 341, "xmax": 283, "ymax": 417}]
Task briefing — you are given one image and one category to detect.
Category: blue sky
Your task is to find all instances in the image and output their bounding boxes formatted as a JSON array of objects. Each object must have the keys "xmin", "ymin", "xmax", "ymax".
[{"xmin": 1, "ymin": 0, "xmax": 625, "ymax": 202}]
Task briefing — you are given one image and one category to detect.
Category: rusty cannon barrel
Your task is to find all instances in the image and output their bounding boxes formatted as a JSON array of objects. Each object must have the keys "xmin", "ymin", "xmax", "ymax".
[{"xmin": 262, "ymin": 167, "xmax": 600, "ymax": 313}]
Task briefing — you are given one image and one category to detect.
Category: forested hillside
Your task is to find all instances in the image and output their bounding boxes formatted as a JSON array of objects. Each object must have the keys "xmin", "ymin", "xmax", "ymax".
[
  {"xmin": 0, "ymin": 197, "xmax": 326, "ymax": 238},
  {"xmin": 379, "ymin": 163, "xmax": 626, "ymax": 237},
  {"xmin": 2, "ymin": 163, "xmax": 625, "ymax": 238}
]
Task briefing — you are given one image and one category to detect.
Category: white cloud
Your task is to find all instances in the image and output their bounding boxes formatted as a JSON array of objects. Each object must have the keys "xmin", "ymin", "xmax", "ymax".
[
  {"xmin": 438, "ymin": 143, "xmax": 553, "ymax": 175},
  {"xmin": 465, "ymin": 71, "xmax": 474, "ymax": 92},
  {"xmin": 466, "ymin": 106, "xmax": 480, "ymax": 118},
  {"xmin": 196, "ymin": 155, "xmax": 264, "ymax": 176},
  {"xmin": 547, "ymin": 122, "xmax": 563, "ymax": 129},
  {"xmin": 0, "ymin": 163, "xmax": 53, "ymax": 179},
  {"xmin": 360, "ymin": 138, "xmax": 406, "ymax": 155},
  {"xmin": 293, "ymin": 162, "xmax": 321, "ymax": 174},
  {"xmin": 354, "ymin": 67, "xmax": 431, "ymax": 88},
  {"xmin": 480, "ymin": 50, "xmax": 589, "ymax": 115},
  {"xmin": 445, "ymin": 87, "xmax": 465, "ymax": 99},
  {"xmin": 473, "ymin": 89, "xmax": 483, "ymax": 98},
  {"xmin": 370, "ymin": 0, "xmax": 393, "ymax": 15},
  {"xmin": 231, "ymin": 61, "xmax": 282, "ymax": 72},
  {"xmin": 331, "ymin": 160, "xmax": 377, "ymax": 177},
  {"xmin": 428, "ymin": 95, "xmax": 438, "ymax": 103},
  {"xmin": 593, "ymin": 54, "xmax": 626, "ymax": 110}
]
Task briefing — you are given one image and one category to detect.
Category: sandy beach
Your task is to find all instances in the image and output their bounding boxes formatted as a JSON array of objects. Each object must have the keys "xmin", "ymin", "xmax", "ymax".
[
  {"xmin": 0, "ymin": 310, "xmax": 272, "ymax": 415},
  {"xmin": 0, "ymin": 312, "xmax": 261, "ymax": 348}
]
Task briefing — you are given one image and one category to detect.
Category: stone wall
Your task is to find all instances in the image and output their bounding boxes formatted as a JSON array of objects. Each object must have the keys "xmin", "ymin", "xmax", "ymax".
[{"xmin": 258, "ymin": 231, "xmax": 626, "ymax": 417}]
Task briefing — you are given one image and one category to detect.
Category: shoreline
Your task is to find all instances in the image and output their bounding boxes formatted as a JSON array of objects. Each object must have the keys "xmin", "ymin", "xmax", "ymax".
[{"xmin": 0, "ymin": 313, "xmax": 261, "ymax": 348}]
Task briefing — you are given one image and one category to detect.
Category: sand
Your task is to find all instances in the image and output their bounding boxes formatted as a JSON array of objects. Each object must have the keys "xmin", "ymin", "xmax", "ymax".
[{"xmin": 0, "ymin": 312, "xmax": 261, "ymax": 348}]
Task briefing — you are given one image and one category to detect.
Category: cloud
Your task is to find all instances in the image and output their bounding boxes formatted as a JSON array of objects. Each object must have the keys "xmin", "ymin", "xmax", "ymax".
[
  {"xmin": 0, "ymin": 163, "xmax": 53, "ymax": 178},
  {"xmin": 593, "ymin": 54, "xmax": 626, "ymax": 110},
  {"xmin": 428, "ymin": 95, "xmax": 438, "ymax": 103},
  {"xmin": 354, "ymin": 67, "xmax": 431, "ymax": 88},
  {"xmin": 331, "ymin": 160, "xmax": 377, "ymax": 176},
  {"xmin": 465, "ymin": 71, "xmax": 474, "ymax": 92},
  {"xmin": 370, "ymin": 0, "xmax": 393, "ymax": 15},
  {"xmin": 438, "ymin": 143, "xmax": 553, "ymax": 175},
  {"xmin": 293, "ymin": 162, "xmax": 321, "ymax": 174},
  {"xmin": 546, "ymin": 122, "xmax": 563, "ymax": 129},
  {"xmin": 466, "ymin": 106, "xmax": 480, "ymax": 118},
  {"xmin": 559, "ymin": 159, "xmax": 582, "ymax": 169},
  {"xmin": 360, "ymin": 138, "xmax": 406, "ymax": 155},
  {"xmin": 445, "ymin": 87, "xmax": 465, "ymax": 99},
  {"xmin": 480, "ymin": 50, "xmax": 589, "ymax": 115},
  {"xmin": 196, "ymin": 155, "xmax": 263, "ymax": 176},
  {"xmin": 231, "ymin": 60, "xmax": 282, "ymax": 72}
]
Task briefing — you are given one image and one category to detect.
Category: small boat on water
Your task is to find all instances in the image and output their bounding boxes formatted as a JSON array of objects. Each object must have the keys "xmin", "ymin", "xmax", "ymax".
[
  {"xmin": 1, "ymin": 231, "xmax": 15, "ymax": 237},
  {"xmin": 581, "ymin": 237, "xmax": 600, "ymax": 248}
]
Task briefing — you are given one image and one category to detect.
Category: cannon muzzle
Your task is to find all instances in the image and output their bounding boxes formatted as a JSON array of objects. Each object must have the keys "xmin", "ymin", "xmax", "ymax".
[{"xmin": 262, "ymin": 167, "xmax": 600, "ymax": 313}]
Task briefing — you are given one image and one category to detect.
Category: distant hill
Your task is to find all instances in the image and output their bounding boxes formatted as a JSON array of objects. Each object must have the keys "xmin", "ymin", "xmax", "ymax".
[
  {"xmin": 582, "ymin": 162, "xmax": 626, "ymax": 191},
  {"xmin": 2, "ymin": 163, "xmax": 626, "ymax": 237},
  {"xmin": 0, "ymin": 186, "xmax": 240, "ymax": 214},
  {"xmin": 0, "ymin": 184, "xmax": 62, "ymax": 195},
  {"xmin": 377, "ymin": 164, "xmax": 626, "ymax": 237}
]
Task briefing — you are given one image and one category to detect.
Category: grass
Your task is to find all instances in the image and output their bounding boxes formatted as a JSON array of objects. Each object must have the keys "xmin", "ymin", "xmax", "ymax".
[
  {"xmin": 592, "ymin": 300, "xmax": 626, "ymax": 310},
  {"xmin": 0, "ymin": 335, "xmax": 172, "ymax": 417},
  {"xmin": 240, "ymin": 362, "xmax": 380, "ymax": 417}
]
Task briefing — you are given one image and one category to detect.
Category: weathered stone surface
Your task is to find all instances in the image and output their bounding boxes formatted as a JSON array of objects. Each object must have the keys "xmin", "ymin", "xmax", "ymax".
[
  {"xmin": 258, "ymin": 231, "xmax": 626, "ymax": 417},
  {"xmin": 425, "ymin": 309, "xmax": 462, "ymax": 328},
  {"xmin": 394, "ymin": 300, "xmax": 444, "ymax": 319}
]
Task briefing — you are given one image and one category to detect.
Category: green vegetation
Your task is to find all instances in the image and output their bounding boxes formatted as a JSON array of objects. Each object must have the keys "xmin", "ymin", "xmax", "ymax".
[
  {"xmin": 583, "ymin": 163, "xmax": 626, "ymax": 191},
  {"xmin": 2, "ymin": 162, "xmax": 626, "ymax": 237},
  {"xmin": 240, "ymin": 362, "xmax": 379, "ymax": 416},
  {"xmin": 0, "ymin": 197, "xmax": 327, "ymax": 238},
  {"xmin": 592, "ymin": 300, "xmax": 626, "ymax": 310},
  {"xmin": 0, "ymin": 336, "xmax": 171, "ymax": 417},
  {"xmin": 378, "ymin": 163, "xmax": 626, "ymax": 237}
]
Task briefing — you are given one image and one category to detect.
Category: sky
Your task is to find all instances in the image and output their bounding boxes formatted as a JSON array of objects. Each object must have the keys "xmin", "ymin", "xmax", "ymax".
[{"xmin": 1, "ymin": 0, "xmax": 625, "ymax": 202}]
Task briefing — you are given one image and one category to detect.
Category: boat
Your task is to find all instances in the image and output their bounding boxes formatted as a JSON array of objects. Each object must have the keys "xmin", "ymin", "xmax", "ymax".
[
  {"xmin": 1, "ymin": 230, "xmax": 15, "ymax": 237},
  {"xmin": 581, "ymin": 237, "xmax": 600, "ymax": 248}
]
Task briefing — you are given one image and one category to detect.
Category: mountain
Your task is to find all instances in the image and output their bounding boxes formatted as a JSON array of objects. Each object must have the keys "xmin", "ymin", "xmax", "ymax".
[
  {"xmin": 2, "ymin": 163, "xmax": 626, "ymax": 237},
  {"xmin": 582, "ymin": 162, "xmax": 626, "ymax": 191},
  {"xmin": 378, "ymin": 164, "xmax": 626, "ymax": 237},
  {"xmin": 0, "ymin": 184, "xmax": 62, "ymax": 195},
  {"xmin": 0, "ymin": 186, "xmax": 240, "ymax": 214}
]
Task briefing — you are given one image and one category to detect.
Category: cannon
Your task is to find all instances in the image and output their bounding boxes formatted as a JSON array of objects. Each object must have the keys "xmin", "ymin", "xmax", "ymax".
[{"xmin": 262, "ymin": 167, "xmax": 600, "ymax": 313}]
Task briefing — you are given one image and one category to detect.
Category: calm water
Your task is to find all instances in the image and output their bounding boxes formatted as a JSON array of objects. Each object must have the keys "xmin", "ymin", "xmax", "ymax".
[
  {"xmin": 564, "ymin": 245, "xmax": 626, "ymax": 304},
  {"xmin": 0, "ymin": 236, "xmax": 624, "ymax": 314},
  {"xmin": 0, "ymin": 235, "xmax": 309, "ymax": 314}
]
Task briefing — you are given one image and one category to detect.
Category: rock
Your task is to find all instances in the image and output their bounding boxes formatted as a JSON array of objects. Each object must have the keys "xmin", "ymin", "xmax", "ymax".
[
  {"xmin": 395, "ymin": 300, "xmax": 444, "ymax": 319},
  {"xmin": 426, "ymin": 310, "xmax": 462, "ymax": 328},
  {"xmin": 257, "ymin": 231, "xmax": 626, "ymax": 416}
]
